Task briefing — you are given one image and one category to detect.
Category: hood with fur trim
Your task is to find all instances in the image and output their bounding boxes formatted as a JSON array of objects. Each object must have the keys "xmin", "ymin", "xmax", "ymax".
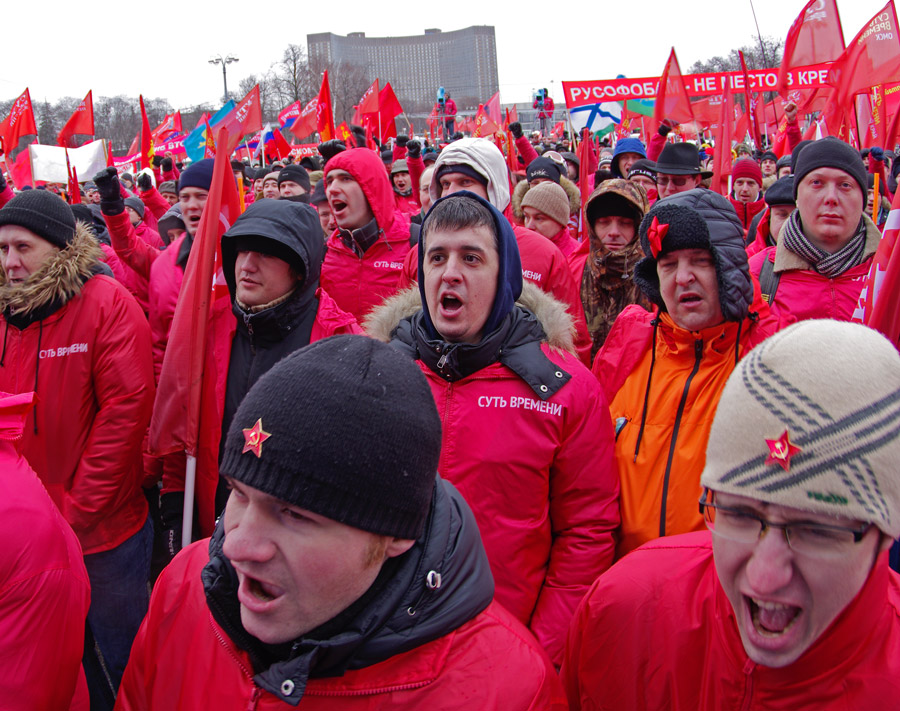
[
  {"xmin": 324, "ymin": 148, "xmax": 396, "ymax": 232},
  {"xmin": 0, "ymin": 222, "xmax": 105, "ymax": 326},
  {"xmin": 364, "ymin": 281, "xmax": 576, "ymax": 355},
  {"xmin": 429, "ymin": 138, "xmax": 511, "ymax": 211},
  {"xmin": 511, "ymin": 176, "xmax": 581, "ymax": 222}
]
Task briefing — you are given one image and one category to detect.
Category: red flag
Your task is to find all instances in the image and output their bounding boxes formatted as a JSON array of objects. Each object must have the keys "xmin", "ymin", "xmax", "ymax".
[
  {"xmin": 485, "ymin": 92, "xmax": 502, "ymax": 126},
  {"xmin": 829, "ymin": 1, "xmax": 900, "ymax": 113},
  {"xmin": 289, "ymin": 97, "xmax": 319, "ymax": 141},
  {"xmin": 8, "ymin": 143, "xmax": 34, "ymax": 189},
  {"xmin": 317, "ymin": 71, "xmax": 336, "ymax": 142},
  {"xmin": 472, "ymin": 104, "xmax": 500, "ymax": 138},
  {"xmin": 738, "ymin": 52, "xmax": 763, "ymax": 147},
  {"xmin": 653, "ymin": 48, "xmax": 695, "ymax": 128},
  {"xmin": 577, "ymin": 129, "xmax": 598, "ymax": 241},
  {"xmin": 777, "ymin": 0, "xmax": 845, "ymax": 96},
  {"xmin": 0, "ymin": 89, "xmax": 37, "ymax": 157},
  {"xmin": 203, "ymin": 118, "xmax": 216, "ymax": 158},
  {"xmin": 374, "ymin": 83, "xmax": 403, "ymax": 143},
  {"xmin": 336, "ymin": 122, "xmax": 354, "ymax": 146},
  {"xmin": 221, "ymin": 85, "xmax": 263, "ymax": 154},
  {"xmin": 853, "ymin": 188, "xmax": 900, "ymax": 342},
  {"xmin": 57, "ymin": 90, "xmax": 94, "ymax": 148},
  {"xmin": 359, "ymin": 79, "xmax": 380, "ymax": 115},
  {"xmin": 151, "ymin": 111, "xmax": 182, "ymax": 142},
  {"xmin": 149, "ymin": 125, "xmax": 239, "ymax": 463},
  {"xmin": 139, "ymin": 95, "xmax": 155, "ymax": 171},
  {"xmin": 711, "ymin": 91, "xmax": 735, "ymax": 196}
]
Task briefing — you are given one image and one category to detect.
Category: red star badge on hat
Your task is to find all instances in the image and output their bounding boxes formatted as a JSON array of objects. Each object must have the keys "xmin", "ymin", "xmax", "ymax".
[
  {"xmin": 647, "ymin": 216, "xmax": 669, "ymax": 258},
  {"xmin": 242, "ymin": 418, "xmax": 271, "ymax": 458},
  {"xmin": 765, "ymin": 430, "xmax": 801, "ymax": 471}
]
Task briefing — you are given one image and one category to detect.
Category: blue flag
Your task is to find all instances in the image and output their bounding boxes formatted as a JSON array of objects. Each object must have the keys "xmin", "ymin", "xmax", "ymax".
[{"xmin": 184, "ymin": 101, "xmax": 235, "ymax": 163}]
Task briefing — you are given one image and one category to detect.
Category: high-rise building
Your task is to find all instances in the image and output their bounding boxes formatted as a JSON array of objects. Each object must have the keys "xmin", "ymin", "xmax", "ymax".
[{"xmin": 307, "ymin": 27, "xmax": 499, "ymax": 111}]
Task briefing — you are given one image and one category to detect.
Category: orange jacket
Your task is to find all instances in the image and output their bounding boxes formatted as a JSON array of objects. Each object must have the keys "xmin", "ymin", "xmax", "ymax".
[{"xmin": 594, "ymin": 305, "xmax": 775, "ymax": 558}]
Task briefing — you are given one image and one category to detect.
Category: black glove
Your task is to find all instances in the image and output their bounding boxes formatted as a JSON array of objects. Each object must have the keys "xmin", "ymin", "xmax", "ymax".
[
  {"xmin": 0, "ymin": 170, "xmax": 6, "ymax": 192},
  {"xmin": 396, "ymin": 134, "xmax": 409, "ymax": 148},
  {"xmin": 317, "ymin": 139, "xmax": 347, "ymax": 163},
  {"xmin": 871, "ymin": 146, "xmax": 885, "ymax": 162},
  {"xmin": 92, "ymin": 167, "xmax": 125, "ymax": 216},
  {"xmin": 159, "ymin": 491, "xmax": 185, "ymax": 559},
  {"xmin": 152, "ymin": 155, "xmax": 163, "ymax": 168},
  {"xmin": 161, "ymin": 157, "xmax": 174, "ymax": 172},
  {"xmin": 659, "ymin": 119, "xmax": 677, "ymax": 137},
  {"xmin": 406, "ymin": 139, "xmax": 422, "ymax": 159},
  {"xmin": 509, "ymin": 122, "xmax": 523, "ymax": 139},
  {"xmin": 451, "ymin": 132, "xmax": 464, "ymax": 142},
  {"xmin": 136, "ymin": 172, "xmax": 153, "ymax": 192}
]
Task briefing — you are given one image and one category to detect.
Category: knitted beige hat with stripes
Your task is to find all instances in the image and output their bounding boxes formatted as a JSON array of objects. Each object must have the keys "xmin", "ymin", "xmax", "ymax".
[{"xmin": 702, "ymin": 319, "xmax": 900, "ymax": 537}]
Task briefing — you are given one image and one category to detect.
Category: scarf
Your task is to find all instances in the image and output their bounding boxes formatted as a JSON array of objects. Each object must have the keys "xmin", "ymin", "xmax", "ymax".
[{"xmin": 781, "ymin": 210, "xmax": 868, "ymax": 278}]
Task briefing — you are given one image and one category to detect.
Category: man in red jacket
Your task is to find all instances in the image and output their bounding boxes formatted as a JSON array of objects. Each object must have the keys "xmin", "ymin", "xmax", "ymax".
[
  {"xmin": 729, "ymin": 158, "xmax": 766, "ymax": 233},
  {"xmin": 0, "ymin": 190, "xmax": 155, "ymax": 711},
  {"xmin": 564, "ymin": 319, "xmax": 900, "ymax": 710},
  {"xmin": 319, "ymin": 148, "xmax": 412, "ymax": 320},
  {"xmin": 117, "ymin": 336, "xmax": 566, "ymax": 710},
  {"xmin": 749, "ymin": 137, "xmax": 879, "ymax": 325},
  {"xmin": 367, "ymin": 192, "xmax": 619, "ymax": 666}
]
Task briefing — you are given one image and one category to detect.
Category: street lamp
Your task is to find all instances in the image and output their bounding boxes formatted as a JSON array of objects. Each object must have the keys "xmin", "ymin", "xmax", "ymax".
[{"xmin": 209, "ymin": 54, "xmax": 239, "ymax": 104}]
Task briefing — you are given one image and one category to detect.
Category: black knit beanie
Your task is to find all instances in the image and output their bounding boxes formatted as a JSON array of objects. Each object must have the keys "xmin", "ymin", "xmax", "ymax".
[
  {"xmin": 124, "ymin": 196, "xmax": 145, "ymax": 219},
  {"xmin": 792, "ymin": 137, "xmax": 867, "ymax": 202},
  {"xmin": 764, "ymin": 176, "xmax": 795, "ymax": 207},
  {"xmin": 277, "ymin": 164, "xmax": 310, "ymax": 192},
  {"xmin": 526, "ymin": 156, "xmax": 563, "ymax": 184},
  {"xmin": 177, "ymin": 158, "xmax": 215, "ymax": 194},
  {"xmin": 0, "ymin": 190, "xmax": 76, "ymax": 248},
  {"xmin": 220, "ymin": 335, "xmax": 442, "ymax": 540}
]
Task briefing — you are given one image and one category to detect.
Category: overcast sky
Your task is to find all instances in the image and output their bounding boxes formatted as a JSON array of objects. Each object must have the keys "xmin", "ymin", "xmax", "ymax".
[{"xmin": 3, "ymin": 0, "xmax": 885, "ymax": 112}]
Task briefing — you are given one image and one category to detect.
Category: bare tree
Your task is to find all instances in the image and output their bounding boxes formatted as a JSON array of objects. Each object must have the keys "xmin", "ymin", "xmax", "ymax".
[{"xmin": 274, "ymin": 44, "xmax": 315, "ymax": 105}]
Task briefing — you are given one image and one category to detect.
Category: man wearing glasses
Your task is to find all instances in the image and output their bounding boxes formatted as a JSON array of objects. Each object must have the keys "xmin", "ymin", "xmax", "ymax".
[
  {"xmin": 563, "ymin": 319, "xmax": 900, "ymax": 709},
  {"xmin": 652, "ymin": 143, "xmax": 712, "ymax": 199}
]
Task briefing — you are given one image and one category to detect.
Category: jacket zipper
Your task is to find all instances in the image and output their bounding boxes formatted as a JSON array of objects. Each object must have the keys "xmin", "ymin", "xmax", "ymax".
[
  {"xmin": 659, "ymin": 338, "xmax": 703, "ymax": 538},
  {"xmin": 740, "ymin": 658, "xmax": 755, "ymax": 710},
  {"xmin": 210, "ymin": 615, "xmax": 263, "ymax": 709}
]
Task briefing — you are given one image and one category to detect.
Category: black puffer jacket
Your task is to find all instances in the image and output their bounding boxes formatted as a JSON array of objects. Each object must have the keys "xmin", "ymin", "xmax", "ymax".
[{"xmin": 201, "ymin": 475, "xmax": 494, "ymax": 705}]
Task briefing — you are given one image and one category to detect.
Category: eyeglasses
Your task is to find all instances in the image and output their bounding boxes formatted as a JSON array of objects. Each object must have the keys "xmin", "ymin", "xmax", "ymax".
[
  {"xmin": 698, "ymin": 489, "xmax": 873, "ymax": 559},
  {"xmin": 656, "ymin": 175, "xmax": 693, "ymax": 187}
]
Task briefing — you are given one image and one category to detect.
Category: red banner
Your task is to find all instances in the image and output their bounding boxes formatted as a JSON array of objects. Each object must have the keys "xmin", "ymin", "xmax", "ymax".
[
  {"xmin": 563, "ymin": 63, "xmax": 834, "ymax": 107},
  {"xmin": 0, "ymin": 88, "xmax": 37, "ymax": 156}
]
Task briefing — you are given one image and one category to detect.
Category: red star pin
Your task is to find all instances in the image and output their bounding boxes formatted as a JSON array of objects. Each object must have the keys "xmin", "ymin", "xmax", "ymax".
[
  {"xmin": 242, "ymin": 418, "xmax": 271, "ymax": 458},
  {"xmin": 647, "ymin": 216, "xmax": 669, "ymax": 258},
  {"xmin": 765, "ymin": 430, "xmax": 801, "ymax": 471}
]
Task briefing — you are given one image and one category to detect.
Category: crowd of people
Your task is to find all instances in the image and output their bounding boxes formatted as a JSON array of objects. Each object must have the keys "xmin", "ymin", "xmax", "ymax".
[{"xmin": 0, "ymin": 110, "xmax": 899, "ymax": 710}]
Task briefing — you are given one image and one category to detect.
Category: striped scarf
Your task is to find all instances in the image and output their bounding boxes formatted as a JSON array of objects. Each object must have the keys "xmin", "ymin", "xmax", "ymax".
[{"xmin": 780, "ymin": 210, "xmax": 867, "ymax": 278}]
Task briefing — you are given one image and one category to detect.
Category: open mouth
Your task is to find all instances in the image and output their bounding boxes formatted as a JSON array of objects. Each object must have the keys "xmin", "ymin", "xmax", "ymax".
[
  {"xmin": 679, "ymin": 294, "xmax": 702, "ymax": 305},
  {"xmin": 248, "ymin": 576, "xmax": 278, "ymax": 602},
  {"xmin": 331, "ymin": 199, "xmax": 347, "ymax": 213},
  {"xmin": 440, "ymin": 294, "xmax": 462, "ymax": 313},
  {"xmin": 748, "ymin": 597, "xmax": 801, "ymax": 637}
]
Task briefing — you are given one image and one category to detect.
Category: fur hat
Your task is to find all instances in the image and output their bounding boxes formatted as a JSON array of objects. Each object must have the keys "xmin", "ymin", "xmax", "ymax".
[
  {"xmin": 521, "ymin": 181, "xmax": 570, "ymax": 227},
  {"xmin": 0, "ymin": 190, "xmax": 76, "ymax": 248},
  {"xmin": 633, "ymin": 188, "xmax": 753, "ymax": 322},
  {"xmin": 702, "ymin": 319, "xmax": 900, "ymax": 538}
]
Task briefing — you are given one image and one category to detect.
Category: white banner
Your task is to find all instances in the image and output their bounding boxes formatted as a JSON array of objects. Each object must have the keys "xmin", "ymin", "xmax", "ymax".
[{"xmin": 29, "ymin": 139, "xmax": 108, "ymax": 183}]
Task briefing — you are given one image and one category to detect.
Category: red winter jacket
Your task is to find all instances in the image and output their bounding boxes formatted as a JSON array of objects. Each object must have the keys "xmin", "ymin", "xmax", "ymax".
[
  {"xmin": 116, "ymin": 539, "xmax": 567, "ymax": 711},
  {"xmin": 0, "ymin": 391, "xmax": 91, "ymax": 711},
  {"xmin": 0, "ymin": 227, "xmax": 154, "ymax": 554},
  {"xmin": 747, "ymin": 215, "xmax": 881, "ymax": 328},
  {"xmin": 745, "ymin": 206, "xmax": 774, "ymax": 258},
  {"xmin": 140, "ymin": 187, "xmax": 171, "ymax": 220},
  {"xmin": 102, "ymin": 212, "xmax": 164, "ymax": 314},
  {"xmin": 371, "ymin": 284, "xmax": 620, "ymax": 665},
  {"xmin": 320, "ymin": 149, "xmax": 413, "ymax": 320},
  {"xmin": 563, "ymin": 532, "xmax": 900, "ymax": 711},
  {"xmin": 729, "ymin": 193, "xmax": 767, "ymax": 234}
]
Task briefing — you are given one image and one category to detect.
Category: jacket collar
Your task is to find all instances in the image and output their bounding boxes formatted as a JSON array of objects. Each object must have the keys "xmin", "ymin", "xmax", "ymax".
[
  {"xmin": 202, "ymin": 477, "xmax": 493, "ymax": 706},
  {"xmin": 232, "ymin": 280, "xmax": 319, "ymax": 345},
  {"xmin": 0, "ymin": 223, "xmax": 104, "ymax": 328},
  {"xmin": 774, "ymin": 213, "xmax": 880, "ymax": 273}
]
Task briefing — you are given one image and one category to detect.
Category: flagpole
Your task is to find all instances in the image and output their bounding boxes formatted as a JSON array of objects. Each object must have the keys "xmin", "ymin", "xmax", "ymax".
[{"xmin": 182, "ymin": 454, "xmax": 196, "ymax": 549}]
